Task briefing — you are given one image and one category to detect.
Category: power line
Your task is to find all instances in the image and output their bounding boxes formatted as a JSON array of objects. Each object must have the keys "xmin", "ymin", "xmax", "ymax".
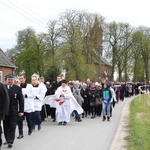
[
  {"xmin": 0, "ymin": 0, "xmax": 46, "ymax": 28},
  {"xmin": 14, "ymin": 0, "xmax": 48, "ymax": 23},
  {"xmin": 7, "ymin": 0, "xmax": 46, "ymax": 26}
]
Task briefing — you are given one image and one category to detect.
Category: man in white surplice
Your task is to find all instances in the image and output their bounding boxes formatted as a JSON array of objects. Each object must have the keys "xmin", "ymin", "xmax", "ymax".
[{"xmin": 55, "ymin": 80, "xmax": 83, "ymax": 125}]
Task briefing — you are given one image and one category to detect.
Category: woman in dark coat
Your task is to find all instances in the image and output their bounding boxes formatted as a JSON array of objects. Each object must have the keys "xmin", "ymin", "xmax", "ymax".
[
  {"xmin": 80, "ymin": 83, "xmax": 89, "ymax": 117},
  {"xmin": 87, "ymin": 83, "xmax": 99, "ymax": 119}
]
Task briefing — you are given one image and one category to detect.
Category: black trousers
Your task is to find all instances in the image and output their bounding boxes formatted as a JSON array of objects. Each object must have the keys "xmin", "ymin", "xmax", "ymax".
[
  {"xmin": 25, "ymin": 113, "xmax": 32, "ymax": 133},
  {"xmin": 82, "ymin": 103, "xmax": 89, "ymax": 116},
  {"xmin": 17, "ymin": 113, "xmax": 32, "ymax": 135},
  {"xmin": 41, "ymin": 104, "xmax": 51, "ymax": 121},
  {"xmin": 90, "ymin": 105, "xmax": 96, "ymax": 116},
  {"xmin": 3, "ymin": 115, "xmax": 18, "ymax": 144},
  {"xmin": 0, "ymin": 120, "xmax": 2, "ymax": 147},
  {"xmin": 95, "ymin": 104, "xmax": 102, "ymax": 116},
  {"xmin": 50, "ymin": 107, "xmax": 56, "ymax": 119},
  {"xmin": 17, "ymin": 115, "xmax": 24, "ymax": 135}
]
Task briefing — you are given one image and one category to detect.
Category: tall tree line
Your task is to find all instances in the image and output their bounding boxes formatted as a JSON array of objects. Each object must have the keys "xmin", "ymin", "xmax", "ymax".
[{"xmin": 5, "ymin": 10, "xmax": 150, "ymax": 83}]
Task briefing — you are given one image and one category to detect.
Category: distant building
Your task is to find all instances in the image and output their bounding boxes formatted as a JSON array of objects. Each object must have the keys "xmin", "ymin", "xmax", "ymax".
[{"xmin": 0, "ymin": 48, "xmax": 16, "ymax": 83}]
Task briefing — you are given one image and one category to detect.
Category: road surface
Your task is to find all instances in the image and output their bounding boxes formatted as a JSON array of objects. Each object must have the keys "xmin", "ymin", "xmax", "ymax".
[{"xmin": 1, "ymin": 97, "xmax": 134, "ymax": 150}]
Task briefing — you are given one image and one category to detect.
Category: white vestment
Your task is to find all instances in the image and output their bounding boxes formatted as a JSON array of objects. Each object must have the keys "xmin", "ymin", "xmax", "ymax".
[
  {"xmin": 33, "ymin": 82, "xmax": 47, "ymax": 111},
  {"xmin": 22, "ymin": 83, "xmax": 35, "ymax": 113},
  {"xmin": 43, "ymin": 85, "xmax": 83, "ymax": 123}
]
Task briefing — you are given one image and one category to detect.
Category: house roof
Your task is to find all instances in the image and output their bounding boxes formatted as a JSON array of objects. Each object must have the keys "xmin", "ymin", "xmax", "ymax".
[
  {"xmin": 0, "ymin": 48, "xmax": 16, "ymax": 68},
  {"xmin": 100, "ymin": 56, "xmax": 110, "ymax": 66}
]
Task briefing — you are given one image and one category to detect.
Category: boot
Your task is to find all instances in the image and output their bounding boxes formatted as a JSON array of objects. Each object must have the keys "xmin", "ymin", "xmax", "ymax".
[
  {"xmin": 85, "ymin": 112, "xmax": 87, "ymax": 117},
  {"xmin": 107, "ymin": 117, "xmax": 110, "ymax": 122},
  {"xmin": 28, "ymin": 128, "xmax": 32, "ymax": 135},
  {"xmin": 77, "ymin": 118, "xmax": 82, "ymax": 122},
  {"xmin": 82, "ymin": 113, "xmax": 84, "ymax": 118},
  {"xmin": 91, "ymin": 114, "xmax": 95, "ymax": 119},
  {"xmin": 102, "ymin": 116, "xmax": 106, "ymax": 121},
  {"xmin": 75, "ymin": 117, "xmax": 78, "ymax": 121}
]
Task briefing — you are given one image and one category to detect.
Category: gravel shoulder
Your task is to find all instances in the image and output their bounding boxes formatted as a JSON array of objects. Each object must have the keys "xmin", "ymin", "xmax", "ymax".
[{"xmin": 109, "ymin": 97, "xmax": 134, "ymax": 150}]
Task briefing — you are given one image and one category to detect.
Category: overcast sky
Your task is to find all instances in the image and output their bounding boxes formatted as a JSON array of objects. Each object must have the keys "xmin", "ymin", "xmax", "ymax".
[{"xmin": 0, "ymin": 0, "xmax": 150, "ymax": 52}]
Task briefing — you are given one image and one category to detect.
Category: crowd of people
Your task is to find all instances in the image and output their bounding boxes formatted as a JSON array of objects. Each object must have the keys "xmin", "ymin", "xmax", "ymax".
[{"xmin": 0, "ymin": 73, "xmax": 147, "ymax": 149}]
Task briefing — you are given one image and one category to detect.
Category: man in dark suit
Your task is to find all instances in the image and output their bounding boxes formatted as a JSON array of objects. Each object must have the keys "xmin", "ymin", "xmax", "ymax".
[
  {"xmin": 0, "ymin": 82, "xmax": 9, "ymax": 149},
  {"xmin": 3, "ymin": 74, "xmax": 24, "ymax": 148},
  {"xmin": 51, "ymin": 75, "xmax": 62, "ymax": 122}
]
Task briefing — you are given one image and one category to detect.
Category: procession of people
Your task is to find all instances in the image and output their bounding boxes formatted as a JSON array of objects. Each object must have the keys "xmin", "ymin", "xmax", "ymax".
[{"xmin": 0, "ymin": 73, "xmax": 145, "ymax": 149}]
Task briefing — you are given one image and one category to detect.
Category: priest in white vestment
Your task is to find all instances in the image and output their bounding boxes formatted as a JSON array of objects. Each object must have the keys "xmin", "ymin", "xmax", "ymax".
[{"xmin": 54, "ymin": 80, "xmax": 83, "ymax": 125}]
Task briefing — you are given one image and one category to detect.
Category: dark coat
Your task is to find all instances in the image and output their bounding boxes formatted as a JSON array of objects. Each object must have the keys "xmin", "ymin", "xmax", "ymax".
[
  {"xmin": 0, "ymin": 83, "xmax": 10, "ymax": 120},
  {"xmin": 80, "ymin": 88, "xmax": 89, "ymax": 105},
  {"xmin": 88, "ymin": 87, "xmax": 99, "ymax": 103},
  {"xmin": 4, "ymin": 84, "xmax": 24, "ymax": 115},
  {"xmin": 52, "ymin": 81, "xmax": 62, "ymax": 92}
]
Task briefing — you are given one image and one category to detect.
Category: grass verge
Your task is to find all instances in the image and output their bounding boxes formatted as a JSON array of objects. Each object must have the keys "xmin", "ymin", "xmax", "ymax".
[{"xmin": 126, "ymin": 94, "xmax": 150, "ymax": 150}]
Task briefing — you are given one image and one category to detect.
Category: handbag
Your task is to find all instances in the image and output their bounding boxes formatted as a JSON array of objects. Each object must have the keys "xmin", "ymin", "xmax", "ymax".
[{"xmin": 95, "ymin": 97, "xmax": 102, "ymax": 105}]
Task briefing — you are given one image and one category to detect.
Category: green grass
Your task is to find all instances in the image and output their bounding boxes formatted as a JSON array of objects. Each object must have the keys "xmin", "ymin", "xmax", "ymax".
[{"xmin": 127, "ymin": 95, "xmax": 150, "ymax": 150}]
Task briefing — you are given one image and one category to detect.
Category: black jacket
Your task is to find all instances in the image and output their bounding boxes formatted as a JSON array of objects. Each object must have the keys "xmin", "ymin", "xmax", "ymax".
[
  {"xmin": 80, "ymin": 88, "xmax": 88, "ymax": 104},
  {"xmin": 0, "ymin": 83, "xmax": 9, "ymax": 120},
  {"xmin": 52, "ymin": 81, "xmax": 62, "ymax": 92},
  {"xmin": 88, "ymin": 87, "xmax": 99, "ymax": 103},
  {"xmin": 4, "ymin": 84, "xmax": 24, "ymax": 115}
]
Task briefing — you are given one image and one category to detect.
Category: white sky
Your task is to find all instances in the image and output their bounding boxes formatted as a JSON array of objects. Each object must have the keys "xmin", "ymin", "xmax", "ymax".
[{"xmin": 0, "ymin": 0, "xmax": 150, "ymax": 51}]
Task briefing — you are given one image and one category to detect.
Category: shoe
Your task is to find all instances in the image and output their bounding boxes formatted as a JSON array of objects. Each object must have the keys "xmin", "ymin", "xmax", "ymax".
[
  {"xmin": 63, "ymin": 121, "xmax": 67, "ymax": 125},
  {"xmin": 32, "ymin": 127, "xmax": 35, "ymax": 131},
  {"xmin": 77, "ymin": 119, "xmax": 82, "ymax": 122},
  {"xmin": 17, "ymin": 134, "xmax": 24, "ymax": 139},
  {"xmin": 58, "ymin": 122, "xmax": 63, "ymax": 125},
  {"xmin": 28, "ymin": 128, "xmax": 32, "ymax": 135},
  {"xmin": 28, "ymin": 130, "xmax": 32, "ymax": 135},
  {"xmin": 4, "ymin": 141, "xmax": 8, "ymax": 145},
  {"xmin": 52, "ymin": 118, "xmax": 56, "ymax": 122},
  {"xmin": 107, "ymin": 117, "xmax": 110, "ymax": 122},
  {"xmin": 38, "ymin": 125, "xmax": 41, "ymax": 130},
  {"xmin": 102, "ymin": 116, "xmax": 106, "ymax": 121},
  {"xmin": 8, "ymin": 143, "xmax": 13, "ymax": 148},
  {"xmin": 91, "ymin": 115, "xmax": 95, "ymax": 119}
]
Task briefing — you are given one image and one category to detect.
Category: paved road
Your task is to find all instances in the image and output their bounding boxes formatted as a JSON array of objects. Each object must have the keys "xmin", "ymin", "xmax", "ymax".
[{"xmin": 1, "ymin": 97, "xmax": 134, "ymax": 150}]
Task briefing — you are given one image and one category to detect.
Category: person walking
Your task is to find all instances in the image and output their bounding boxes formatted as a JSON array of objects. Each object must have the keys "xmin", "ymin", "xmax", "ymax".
[
  {"xmin": 17, "ymin": 74, "xmax": 35, "ymax": 139},
  {"xmin": 80, "ymin": 83, "xmax": 89, "ymax": 118},
  {"xmin": 3, "ymin": 74, "xmax": 24, "ymax": 148},
  {"xmin": 72, "ymin": 81, "xmax": 83, "ymax": 122},
  {"xmin": 54, "ymin": 80, "xmax": 83, "ymax": 125},
  {"xmin": 102, "ymin": 82, "xmax": 112, "ymax": 122},
  {"xmin": 0, "ymin": 82, "xmax": 9, "ymax": 150},
  {"xmin": 51, "ymin": 75, "xmax": 62, "ymax": 122},
  {"xmin": 87, "ymin": 83, "xmax": 99, "ymax": 119},
  {"xmin": 31, "ymin": 74, "xmax": 47, "ymax": 131}
]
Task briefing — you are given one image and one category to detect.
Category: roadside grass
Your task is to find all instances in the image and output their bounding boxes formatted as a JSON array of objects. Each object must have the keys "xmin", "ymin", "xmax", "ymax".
[{"xmin": 126, "ymin": 94, "xmax": 150, "ymax": 150}]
